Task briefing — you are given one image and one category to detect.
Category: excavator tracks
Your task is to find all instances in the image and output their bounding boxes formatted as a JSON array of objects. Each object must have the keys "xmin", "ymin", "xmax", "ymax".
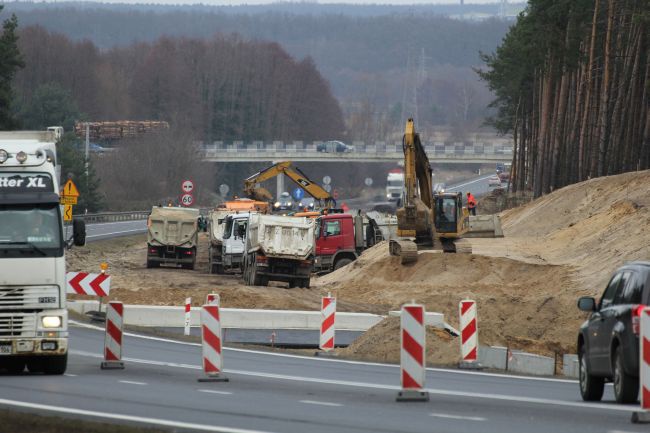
[
  {"xmin": 438, "ymin": 238, "xmax": 473, "ymax": 254},
  {"xmin": 389, "ymin": 239, "xmax": 419, "ymax": 264}
]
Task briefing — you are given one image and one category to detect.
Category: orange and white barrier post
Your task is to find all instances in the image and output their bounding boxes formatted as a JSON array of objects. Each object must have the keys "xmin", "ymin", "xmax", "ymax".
[
  {"xmin": 198, "ymin": 304, "xmax": 229, "ymax": 382},
  {"xmin": 396, "ymin": 302, "xmax": 429, "ymax": 401},
  {"xmin": 101, "ymin": 301, "xmax": 125, "ymax": 370},
  {"xmin": 632, "ymin": 307, "xmax": 650, "ymax": 424},
  {"xmin": 184, "ymin": 297, "xmax": 192, "ymax": 336},
  {"xmin": 319, "ymin": 293, "xmax": 336, "ymax": 352},
  {"xmin": 459, "ymin": 299, "xmax": 481, "ymax": 369}
]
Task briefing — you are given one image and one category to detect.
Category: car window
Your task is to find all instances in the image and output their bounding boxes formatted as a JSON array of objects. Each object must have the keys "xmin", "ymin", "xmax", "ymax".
[
  {"xmin": 618, "ymin": 271, "xmax": 645, "ymax": 305},
  {"xmin": 324, "ymin": 220, "xmax": 341, "ymax": 236},
  {"xmin": 600, "ymin": 272, "xmax": 623, "ymax": 309},
  {"xmin": 613, "ymin": 272, "xmax": 634, "ymax": 304}
]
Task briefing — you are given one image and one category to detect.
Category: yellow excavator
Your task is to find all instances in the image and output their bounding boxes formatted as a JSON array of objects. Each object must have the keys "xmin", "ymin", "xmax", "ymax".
[
  {"xmin": 243, "ymin": 161, "xmax": 336, "ymax": 210},
  {"xmin": 389, "ymin": 119, "xmax": 471, "ymax": 264}
]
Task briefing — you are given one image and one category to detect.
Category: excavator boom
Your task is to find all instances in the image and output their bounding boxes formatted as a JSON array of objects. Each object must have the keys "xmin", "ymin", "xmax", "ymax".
[{"xmin": 244, "ymin": 161, "xmax": 335, "ymax": 208}]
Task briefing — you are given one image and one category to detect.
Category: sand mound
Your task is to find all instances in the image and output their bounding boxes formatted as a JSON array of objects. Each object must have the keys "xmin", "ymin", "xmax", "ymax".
[{"xmin": 337, "ymin": 317, "xmax": 459, "ymax": 366}]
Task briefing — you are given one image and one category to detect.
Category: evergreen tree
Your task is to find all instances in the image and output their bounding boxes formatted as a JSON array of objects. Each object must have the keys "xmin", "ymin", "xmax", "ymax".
[
  {"xmin": 57, "ymin": 132, "xmax": 103, "ymax": 213},
  {"xmin": 0, "ymin": 4, "xmax": 24, "ymax": 129}
]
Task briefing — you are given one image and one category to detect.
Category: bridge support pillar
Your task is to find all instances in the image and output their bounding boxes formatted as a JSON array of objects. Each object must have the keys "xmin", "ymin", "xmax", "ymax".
[{"xmin": 275, "ymin": 163, "xmax": 285, "ymax": 199}]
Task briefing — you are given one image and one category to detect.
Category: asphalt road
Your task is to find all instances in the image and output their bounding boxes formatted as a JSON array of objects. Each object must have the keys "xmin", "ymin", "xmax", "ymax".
[
  {"xmin": 0, "ymin": 324, "xmax": 644, "ymax": 433},
  {"xmin": 83, "ymin": 220, "xmax": 147, "ymax": 242}
]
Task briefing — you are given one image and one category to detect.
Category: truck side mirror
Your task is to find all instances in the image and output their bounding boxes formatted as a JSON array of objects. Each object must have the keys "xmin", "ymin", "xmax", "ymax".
[{"xmin": 72, "ymin": 218, "xmax": 86, "ymax": 247}]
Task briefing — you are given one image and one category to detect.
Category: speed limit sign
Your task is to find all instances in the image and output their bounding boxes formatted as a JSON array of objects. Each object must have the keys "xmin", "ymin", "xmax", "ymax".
[{"xmin": 180, "ymin": 193, "xmax": 194, "ymax": 207}]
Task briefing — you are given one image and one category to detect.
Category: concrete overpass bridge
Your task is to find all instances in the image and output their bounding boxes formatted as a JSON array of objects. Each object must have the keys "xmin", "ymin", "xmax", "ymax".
[{"xmin": 201, "ymin": 140, "xmax": 514, "ymax": 164}]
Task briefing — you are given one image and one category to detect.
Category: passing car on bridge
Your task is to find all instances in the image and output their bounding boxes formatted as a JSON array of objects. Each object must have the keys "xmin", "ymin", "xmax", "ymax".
[
  {"xmin": 317, "ymin": 140, "xmax": 353, "ymax": 153},
  {"xmin": 577, "ymin": 262, "xmax": 650, "ymax": 403}
]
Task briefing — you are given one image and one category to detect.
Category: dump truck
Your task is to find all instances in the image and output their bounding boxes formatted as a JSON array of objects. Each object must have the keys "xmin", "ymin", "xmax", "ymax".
[
  {"xmin": 147, "ymin": 207, "xmax": 200, "ymax": 269},
  {"xmin": 0, "ymin": 130, "xmax": 86, "ymax": 375},
  {"xmin": 242, "ymin": 214, "xmax": 315, "ymax": 288},
  {"xmin": 208, "ymin": 199, "xmax": 270, "ymax": 274}
]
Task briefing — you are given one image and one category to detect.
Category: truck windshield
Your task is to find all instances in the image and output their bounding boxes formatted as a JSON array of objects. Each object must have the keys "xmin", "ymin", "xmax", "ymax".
[
  {"xmin": 0, "ymin": 204, "xmax": 63, "ymax": 257},
  {"xmin": 387, "ymin": 180, "xmax": 403, "ymax": 187}
]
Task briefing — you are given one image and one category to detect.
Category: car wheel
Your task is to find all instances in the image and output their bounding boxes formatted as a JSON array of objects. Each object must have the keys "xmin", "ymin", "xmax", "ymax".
[
  {"xmin": 579, "ymin": 346, "xmax": 604, "ymax": 401},
  {"xmin": 613, "ymin": 346, "xmax": 639, "ymax": 404}
]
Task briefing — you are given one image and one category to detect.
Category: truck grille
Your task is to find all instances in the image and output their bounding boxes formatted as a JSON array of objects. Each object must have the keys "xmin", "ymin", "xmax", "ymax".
[
  {"xmin": 0, "ymin": 313, "xmax": 37, "ymax": 337},
  {"xmin": 0, "ymin": 286, "xmax": 59, "ymax": 309}
]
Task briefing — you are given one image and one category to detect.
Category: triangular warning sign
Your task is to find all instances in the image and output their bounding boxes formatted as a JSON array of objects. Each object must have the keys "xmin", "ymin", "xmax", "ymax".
[{"xmin": 62, "ymin": 179, "xmax": 80, "ymax": 197}]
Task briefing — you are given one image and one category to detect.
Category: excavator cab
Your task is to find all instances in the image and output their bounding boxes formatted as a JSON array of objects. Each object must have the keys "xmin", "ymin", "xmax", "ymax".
[{"xmin": 433, "ymin": 192, "xmax": 463, "ymax": 233}]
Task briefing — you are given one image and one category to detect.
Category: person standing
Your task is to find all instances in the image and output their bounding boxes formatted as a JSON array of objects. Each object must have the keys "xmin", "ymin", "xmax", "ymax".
[{"xmin": 466, "ymin": 192, "xmax": 477, "ymax": 216}]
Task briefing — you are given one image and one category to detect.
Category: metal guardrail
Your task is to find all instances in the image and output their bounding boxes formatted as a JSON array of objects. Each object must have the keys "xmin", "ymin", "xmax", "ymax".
[
  {"xmin": 80, "ymin": 211, "xmax": 151, "ymax": 223},
  {"xmin": 80, "ymin": 208, "xmax": 213, "ymax": 224}
]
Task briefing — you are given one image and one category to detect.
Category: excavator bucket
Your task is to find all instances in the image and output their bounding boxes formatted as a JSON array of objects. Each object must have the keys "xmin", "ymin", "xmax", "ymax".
[{"xmin": 465, "ymin": 215, "xmax": 504, "ymax": 238}]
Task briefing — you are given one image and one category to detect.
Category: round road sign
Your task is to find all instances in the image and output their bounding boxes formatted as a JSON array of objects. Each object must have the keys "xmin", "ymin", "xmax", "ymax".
[
  {"xmin": 323, "ymin": 184, "xmax": 332, "ymax": 193},
  {"xmin": 293, "ymin": 188, "xmax": 304, "ymax": 200},
  {"xmin": 180, "ymin": 193, "xmax": 194, "ymax": 207},
  {"xmin": 182, "ymin": 180, "xmax": 194, "ymax": 193},
  {"xmin": 364, "ymin": 177, "xmax": 373, "ymax": 187},
  {"xmin": 219, "ymin": 184, "xmax": 230, "ymax": 196},
  {"xmin": 322, "ymin": 176, "xmax": 331, "ymax": 185}
]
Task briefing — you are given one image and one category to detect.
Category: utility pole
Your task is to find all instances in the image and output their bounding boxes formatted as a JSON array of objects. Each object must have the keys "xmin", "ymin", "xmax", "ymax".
[{"xmin": 85, "ymin": 123, "xmax": 89, "ymax": 211}]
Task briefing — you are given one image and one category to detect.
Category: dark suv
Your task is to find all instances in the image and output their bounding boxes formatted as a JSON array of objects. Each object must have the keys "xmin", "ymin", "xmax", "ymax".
[{"xmin": 577, "ymin": 261, "xmax": 650, "ymax": 403}]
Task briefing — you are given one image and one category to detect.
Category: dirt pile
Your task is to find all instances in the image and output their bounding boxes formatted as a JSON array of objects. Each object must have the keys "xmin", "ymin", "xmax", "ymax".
[
  {"xmin": 337, "ymin": 317, "xmax": 459, "ymax": 366},
  {"xmin": 66, "ymin": 233, "xmax": 329, "ymax": 311}
]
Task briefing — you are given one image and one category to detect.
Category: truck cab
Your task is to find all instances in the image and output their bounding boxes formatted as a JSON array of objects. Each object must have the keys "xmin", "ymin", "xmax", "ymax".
[
  {"xmin": 221, "ymin": 212, "xmax": 252, "ymax": 271},
  {"xmin": 313, "ymin": 213, "xmax": 364, "ymax": 273},
  {"xmin": 0, "ymin": 131, "xmax": 85, "ymax": 375}
]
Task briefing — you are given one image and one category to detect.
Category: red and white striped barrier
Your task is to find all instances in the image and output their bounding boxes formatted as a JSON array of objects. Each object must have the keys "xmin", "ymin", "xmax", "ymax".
[
  {"xmin": 101, "ymin": 301, "xmax": 125, "ymax": 369},
  {"xmin": 66, "ymin": 272, "xmax": 111, "ymax": 296},
  {"xmin": 396, "ymin": 302, "xmax": 429, "ymax": 401},
  {"xmin": 198, "ymin": 304, "xmax": 229, "ymax": 382},
  {"xmin": 459, "ymin": 299, "xmax": 481, "ymax": 369},
  {"xmin": 206, "ymin": 293, "xmax": 220, "ymax": 305},
  {"xmin": 319, "ymin": 294, "xmax": 336, "ymax": 351},
  {"xmin": 184, "ymin": 297, "xmax": 191, "ymax": 336},
  {"xmin": 633, "ymin": 307, "xmax": 650, "ymax": 424}
]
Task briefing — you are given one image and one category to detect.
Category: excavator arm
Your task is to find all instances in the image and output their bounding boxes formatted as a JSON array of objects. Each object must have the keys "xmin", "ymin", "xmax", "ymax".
[{"xmin": 244, "ymin": 161, "xmax": 335, "ymax": 208}]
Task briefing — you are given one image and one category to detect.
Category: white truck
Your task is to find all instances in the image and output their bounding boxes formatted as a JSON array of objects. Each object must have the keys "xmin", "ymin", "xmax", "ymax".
[
  {"xmin": 0, "ymin": 131, "xmax": 85, "ymax": 375},
  {"xmin": 386, "ymin": 169, "xmax": 404, "ymax": 202},
  {"xmin": 242, "ymin": 214, "xmax": 315, "ymax": 288},
  {"xmin": 208, "ymin": 210, "xmax": 251, "ymax": 274},
  {"xmin": 147, "ymin": 206, "xmax": 199, "ymax": 269}
]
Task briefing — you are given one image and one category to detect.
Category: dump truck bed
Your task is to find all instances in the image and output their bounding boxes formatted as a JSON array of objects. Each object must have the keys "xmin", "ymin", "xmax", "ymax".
[
  {"xmin": 209, "ymin": 210, "xmax": 231, "ymax": 245},
  {"xmin": 148, "ymin": 207, "xmax": 200, "ymax": 247},
  {"xmin": 246, "ymin": 214, "xmax": 315, "ymax": 260}
]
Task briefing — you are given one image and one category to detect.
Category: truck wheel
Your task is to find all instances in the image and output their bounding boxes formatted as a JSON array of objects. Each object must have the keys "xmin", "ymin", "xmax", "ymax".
[
  {"xmin": 303, "ymin": 278, "xmax": 311, "ymax": 289},
  {"xmin": 147, "ymin": 260, "xmax": 159, "ymax": 269},
  {"xmin": 215, "ymin": 265, "xmax": 224, "ymax": 274},
  {"xmin": 579, "ymin": 346, "xmax": 604, "ymax": 401},
  {"xmin": 613, "ymin": 346, "xmax": 639, "ymax": 403},
  {"xmin": 334, "ymin": 258, "xmax": 353, "ymax": 270},
  {"xmin": 43, "ymin": 354, "xmax": 67, "ymax": 375},
  {"xmin": 27, "ymin": 357, "xmax": 46, "ymax": 373},
  {"xmin": 1, "ymin": 358, "xmax": 25, "ymax": 374}
]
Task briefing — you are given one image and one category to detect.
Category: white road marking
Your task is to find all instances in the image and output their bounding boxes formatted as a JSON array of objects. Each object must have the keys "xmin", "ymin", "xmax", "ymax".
[
  {"xmin": 63, "ymin": 373, "xmax": 78, "ymax": 377},
  {"xmin": 68, "ymin": 321, "xmax": 577, "ymax": 384},
  {"xmin": 430, "ymin": 413, "xmax": 486, "ymax": 421},
  {"xmin": 68, "ymin": 349, "xmax": 636, "ymax": 413},
  {"xmin": 87, "ymin": 228, "xmax": 146, "ymax": 239},
  {"xmin": 119, "ymin": 380, "xmax": 147, "ymax": 386},
  {"xmin": 198, "ymin": 389, "xmax": 233, "ymax": 395},
  {"xmin": 447, "ymin": 175, "xmax": 494, "ymax": 191},
  {"xmin": 299, "ymin": 400, "xmax": 342, "ymax": 407},
  {"xmin": 0, "ymin": 398, "xmax": 276, "ymax": 433}
]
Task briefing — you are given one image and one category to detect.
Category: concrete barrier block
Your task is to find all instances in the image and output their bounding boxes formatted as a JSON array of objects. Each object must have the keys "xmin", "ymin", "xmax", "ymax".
[
  {"xmin": 563, "ymin": 354, "xmax": 579, "ymax": 378},
  {"xmin": 466, "ymin": 215, "xmax": 504, "ymax": 238},
  {"xmin": 68, "ymin": 301, "xmax": 383, "ymax": 331},
  {"xmin": 508, "ymin": 351, "xmax": 555, "ymax": 376},
  {"xmin": 479, "ymin": 345, "xmax": 507, "ymax": 370},
  {"xmin": 388, "ymin": 311, "xmax": 445, "ymax": 328}
]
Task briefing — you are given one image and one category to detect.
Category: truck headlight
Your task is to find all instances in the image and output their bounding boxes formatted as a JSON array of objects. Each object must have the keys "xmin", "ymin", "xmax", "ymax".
[
  {"xmin": 42, "ymin": 316, "xmax": 62, "ymax": 328},
  {"xmin": 387, "ymin": 193, "xmax": 391, "ymax": 199},
  {"xmin": 0, "ymin": 149, "xmax": 7, "ymax": 163},
  {"xmin": 274, "ymin": 202, "xmax": 280, "ymax": 208}
]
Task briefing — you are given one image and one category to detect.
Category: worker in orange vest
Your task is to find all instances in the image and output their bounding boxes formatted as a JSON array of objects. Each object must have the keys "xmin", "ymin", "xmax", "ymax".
[{"xmin": 466, "ymin": 192, "xmax": 477, "ymax": 216}]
